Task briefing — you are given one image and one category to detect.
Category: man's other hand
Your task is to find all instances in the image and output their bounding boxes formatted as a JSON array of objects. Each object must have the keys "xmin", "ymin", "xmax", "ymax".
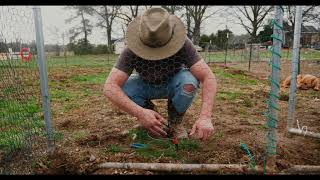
[
  {"xmin": 189, "ymin": 118, "xmax": 214, "ymax": 141},
  {"xmin": 138, "ymin": 109, "xmax": 167, "ymax": 137}
]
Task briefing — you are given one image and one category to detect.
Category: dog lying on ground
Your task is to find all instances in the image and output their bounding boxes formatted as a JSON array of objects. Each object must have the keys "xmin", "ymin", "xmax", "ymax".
[
  {"xmin": 298, "ymin": 74, "xmax": 320, "ymax": 91},
  {"xmin": 313, "ymin": 78, "xmax": 320, "ymax": 91},
  {"xmin": 281, "ymin": 74, "xmax": 303, "ymax": 90},
  {"xmin": 281, "ymin": 74, "xmax": 320, "ymax": 91}
]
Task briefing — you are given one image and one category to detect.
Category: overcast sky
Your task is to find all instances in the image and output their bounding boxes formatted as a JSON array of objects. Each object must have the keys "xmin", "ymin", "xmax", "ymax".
[
  {"xmin": 1, "ymin": 6, "xmax": 317, "ymax": 46},
  {"xmin": 40, "ymin": 6, "xmax": 252, "ymax": 45}
]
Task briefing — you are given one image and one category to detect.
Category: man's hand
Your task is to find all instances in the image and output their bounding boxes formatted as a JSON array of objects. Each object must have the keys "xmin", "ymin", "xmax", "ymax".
[
  {"xmin": 137, "ymin": 109, "xmax": 167, "ymax": 137},
  {"xmin": 189, "ymin": 60, "xmax": 217, "ymax": 141},
  {"xmin": 189, "ymin": 118, "xmax": 214, "ymax": 141}
]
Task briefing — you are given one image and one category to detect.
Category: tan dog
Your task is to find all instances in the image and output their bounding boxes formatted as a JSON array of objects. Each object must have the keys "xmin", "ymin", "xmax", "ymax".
[
  {"xmin": 297, "ymin": 74, "xmax": 319, "ymax": 90},
  {"xmin": 281, "ymin": 74, "xmax": 303, "ymax": 90},
  {"xmin": 313, "ymin": 78, "xmax": 320, "ymax": 91}
]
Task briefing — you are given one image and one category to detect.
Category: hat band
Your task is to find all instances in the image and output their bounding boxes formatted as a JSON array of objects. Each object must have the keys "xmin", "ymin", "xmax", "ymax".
[{"xmin": 139, "ymin": 24, "xmax": 175, "ymax": 48}]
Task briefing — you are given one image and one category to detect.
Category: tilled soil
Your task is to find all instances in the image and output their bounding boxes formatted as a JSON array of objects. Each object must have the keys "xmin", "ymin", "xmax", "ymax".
[{"xmin": 6, "ymin": 60, "xmax": 319, "ymax": 175}]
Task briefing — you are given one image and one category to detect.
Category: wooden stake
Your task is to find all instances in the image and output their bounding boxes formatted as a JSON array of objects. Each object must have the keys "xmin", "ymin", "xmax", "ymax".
[{"xmin": 98, "ymin": 162, "xmax": 250, "ymax": 173}]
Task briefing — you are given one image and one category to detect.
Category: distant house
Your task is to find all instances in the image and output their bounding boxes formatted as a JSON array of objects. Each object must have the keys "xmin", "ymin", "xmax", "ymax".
[
  {"xmin": 300, "ymin": 26, "xmax": 320, "ymax": 47},
  {"xmin": 194, "ymin": 45, "xmax": 203, "ymax": 52},
  {"xmin": 0, "ymin": 48, "xmax": 21, "ymax": 60},
  {"xmin": 113, "ymin": 38, "xmax": 125, "ymax": 54},
  {"xmin": 283, "ymin": 23, "xmax": 320, "ymax": 48}
]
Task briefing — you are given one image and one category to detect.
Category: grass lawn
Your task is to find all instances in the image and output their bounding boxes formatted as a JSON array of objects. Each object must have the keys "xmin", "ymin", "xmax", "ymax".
[
  {"xmin": 1, "ymin": 49, "xmax": 318, "ymax": 152},
  {"xmin": 47, "ymin": 54, "xmax": 118, "ymax": 68},
  {"xmin": 0, "ymin": 98, "xmax": 44, "ymax": 152},
  {"xmin": 1, "ymin": 50, "xmax": 320, "ymax": 163},
  {"xmin": 200, "ymin": 48, "xmax": 320, "ymax": 62}
]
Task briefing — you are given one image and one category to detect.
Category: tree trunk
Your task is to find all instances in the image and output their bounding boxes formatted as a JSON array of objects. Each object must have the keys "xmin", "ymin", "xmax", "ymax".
[
  {"xmin": 186, "ymin": 10, "xmax": 192, "ymax": 39},
  {"xmin": 80, "ymin": 11, "xmax": 88, "ymax": 45},
  {"xmin": 251, "ymin": 26, "xmax": 258, "ymax": 43},
  {"xmin": 193, "ymin": 22, "xmax": 201, "ymax": 45},
  {"xmin": 107, "ymin": 28, "xmax": 112, "ymax": 51}
]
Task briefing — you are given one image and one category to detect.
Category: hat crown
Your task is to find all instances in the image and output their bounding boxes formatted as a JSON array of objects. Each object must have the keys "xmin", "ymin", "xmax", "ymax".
[{"xmin": 139, "ymin": 7, "xmax": 174, "ymax": 48}]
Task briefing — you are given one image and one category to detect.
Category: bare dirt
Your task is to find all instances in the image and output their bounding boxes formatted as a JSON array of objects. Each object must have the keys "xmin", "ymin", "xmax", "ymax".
[{"xmin": 11, "ymin": 60, "xmax": 320, "ymax": 174}]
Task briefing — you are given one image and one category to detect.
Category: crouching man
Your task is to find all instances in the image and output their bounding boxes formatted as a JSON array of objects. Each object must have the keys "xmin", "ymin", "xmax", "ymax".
[{"xmin": 104, "ymin": 7, "xmax": 217, "ymax": 141}]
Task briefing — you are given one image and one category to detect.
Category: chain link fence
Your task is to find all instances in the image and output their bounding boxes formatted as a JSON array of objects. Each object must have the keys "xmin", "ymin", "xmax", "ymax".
[{"xmin": 0, "ymin": 6, "xmax": 53, "ymax": 174}]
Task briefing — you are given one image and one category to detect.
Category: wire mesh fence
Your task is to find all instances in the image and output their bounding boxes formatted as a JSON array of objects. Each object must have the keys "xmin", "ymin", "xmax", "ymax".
[
  {"xmin": 0, "ymin": 5, "xmax": 319, "ymax": 174},
  {"xmin": 0, "ymin": 6, "xmax": 51, "ymax": 174}
]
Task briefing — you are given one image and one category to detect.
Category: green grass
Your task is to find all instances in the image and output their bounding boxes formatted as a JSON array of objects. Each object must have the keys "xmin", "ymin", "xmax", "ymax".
[
  {"xmin": 0, "ymin": 98, "xmax": 42, "ymax": 125},
  {"xmin": 127, "ymin": 128, "xmax": 200, "ymax": 160},
  {"xmin": 0, "ymin": 58, "xmax": 39, "ymax": 70},
  {"xmin": 217, "ymin": 91, "xmax": 243, "ymax": 101},
  {"xmin": 243, "ymin": 97, "xmax": 254, "ymax": 108},
  {"xmin": 238, "ymin": 107, "xmax": 249, "ymax": 117},
  {"xmin": 47, "ymin": 54, "xmax": 117, "ymax": 68},
  {"xmin": 213, "ymin": 130, "xmax": 224, "ymax": 141},
  {"xmin": 50, "ymin": 86, "xmax": 95, "ymax": 113},
  {"xmin": 0, "ymin": 98, "xmax": 45, "ymax": 152},
  {"xmin": 213, "ymin": 67, "xmax": 257, "ymax": 85},
  {"xmin": 106, "ymin": 144, "xmax": 126, "ymax": 153},
  {"xmin": 50, "ymin": 88, "xmax": 76, "ymax": 102},
  {"xmin": 201, "ymin": 48, "xmax": 320, "ymax": 62},
  {"xmin": 72, "ymin": 130, "xmax": 90, "ymax": 141},
  {"xmin": 70, "ymin": 72, "xmax": 107, "ymax": 85},
  {"xmin": 3, "ymin": 87, "xmax": 19, "ymax": 96},
  {"xmin": 301, "ymin": 90, "xmax": 320, "ymax": 99},
  {"xmin": 257, "ymin": 124, "xmax": 268, "ymax": 130},
  {"xmin": 53, "ymin": 131, "xmax": 64, "ymax": 141},
  {"xmin": 0, "ymin": 60, "xmax": 45, "ymax": 153}
]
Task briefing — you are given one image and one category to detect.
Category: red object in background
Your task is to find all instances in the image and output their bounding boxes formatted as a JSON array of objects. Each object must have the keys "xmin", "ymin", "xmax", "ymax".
[
  {"xmin": 267, "ymin": 40, "xmax": 272, "ymax": 46},
  {"xmin": 173, "ymin": 137, "xmax": 179, "ymax": 145},
  {"xmin": 20, "ymin": 48, "xmax": 32, "ymax": 62}
]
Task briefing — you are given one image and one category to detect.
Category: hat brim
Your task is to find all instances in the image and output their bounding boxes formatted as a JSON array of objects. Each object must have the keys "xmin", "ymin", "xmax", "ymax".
[{"xmin": 126, "ymin": 15, "xmax": 187, "ymax": 60}]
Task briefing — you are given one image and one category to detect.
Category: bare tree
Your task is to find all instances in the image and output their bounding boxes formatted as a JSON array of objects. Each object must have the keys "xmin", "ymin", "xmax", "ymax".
[
  {"xmin": 285, "ymin": 6, "xmax": 320, "ymax": 73},
  {"xmin": 89, "ymin": 6, "xmax": 121, "ymax": 47},
  {"xmin": 65, "ymin": 6, "xmax": 94, "ymax": 45},
  {"xmin": 285, "ymin": 6, "xmax": 320, "ymax": 34},
  {"xmin": 184, "ymin": 6, "xmax": 193, "ymax": 40},
  {"xmin": 185, "ymin": 6, "xmax": 222, "ymax": 45},
  {"xmin": 48, "ymin": 26, "xmax": 61, "ymax": 56},
  {"xmin": 116, "ymin": 6, "xmax": 153, "ymax": 37},
  {"xmin": 232, "ymin": 6, "xmax": 273, "ymax": 43},
  {"xmin": 161, "ymin": 5, "xmax": 183, "ymax": 15},
  {"xmin": 117, "ymin": 6, "xmax": 140, "ymax": 27}
]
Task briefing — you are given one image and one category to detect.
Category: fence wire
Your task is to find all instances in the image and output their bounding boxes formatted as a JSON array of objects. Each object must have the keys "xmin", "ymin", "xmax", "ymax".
[
  {"xmin": 0, "ymin": 6, "xmax": 50, "ymax": 174},
  {"xmin": 0, "ymin": 5, "xmax": 319, "ymax": 175}
]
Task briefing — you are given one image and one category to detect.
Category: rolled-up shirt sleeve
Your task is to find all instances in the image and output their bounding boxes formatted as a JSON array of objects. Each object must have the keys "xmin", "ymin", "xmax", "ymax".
[
  {"xmin": 114, "ymin": 47, "xmax": 134, "ymax": 76},
  {"xmin": 184, "ymin": 38, "xmax": 202, "ymax": 68}
]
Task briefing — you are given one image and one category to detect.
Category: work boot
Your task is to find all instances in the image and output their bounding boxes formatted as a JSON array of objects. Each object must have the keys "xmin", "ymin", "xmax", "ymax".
[
  {"xmin": 144, "ymin": 100, "xmax": 158, "ymax": 112},
  {"xmin": 171, "ymin": 123, "xmax": 188, "ymax": 139},
  {"xmin": 167, "ymin": 99, "xmax": 188, "ymax": 139}
]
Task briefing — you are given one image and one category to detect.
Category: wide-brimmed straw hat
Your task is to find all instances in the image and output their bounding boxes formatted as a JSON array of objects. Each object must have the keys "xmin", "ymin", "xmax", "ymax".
[{"xmin": 125, "ymin": 7, "xmax": 187, "ymax": 60}]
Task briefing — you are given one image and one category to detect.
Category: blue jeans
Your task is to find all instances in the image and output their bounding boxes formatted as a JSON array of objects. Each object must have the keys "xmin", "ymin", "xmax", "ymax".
[{"xmin": 123, "ymin": 68, "xmax": 200, "ymax": 113}]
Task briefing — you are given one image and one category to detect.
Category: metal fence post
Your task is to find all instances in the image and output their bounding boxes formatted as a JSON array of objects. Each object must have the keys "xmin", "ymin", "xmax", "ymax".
[
  {"xmin": 32, "ymin": 6, "xmax": 55, "ymax": 151},
  {"xmin": 287, "ymin": 6, "xmax": 302, "ymax": 131},
  {"xmin": 266, "ymin": 6, "xmax": 283, "ymax": 156},
  {"xmin": 248, "ymin": 43, "xmax": 253, "ymax": 71}
]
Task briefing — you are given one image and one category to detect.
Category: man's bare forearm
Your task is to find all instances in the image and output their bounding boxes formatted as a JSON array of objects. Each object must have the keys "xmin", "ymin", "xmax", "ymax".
[
  {"xmin": 199, "ymin": 74, "xmax": 217, "ymax": 119},
  {"xmin": 104, "ymin": 83, "xmax": 144, "ymax": 119}
]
